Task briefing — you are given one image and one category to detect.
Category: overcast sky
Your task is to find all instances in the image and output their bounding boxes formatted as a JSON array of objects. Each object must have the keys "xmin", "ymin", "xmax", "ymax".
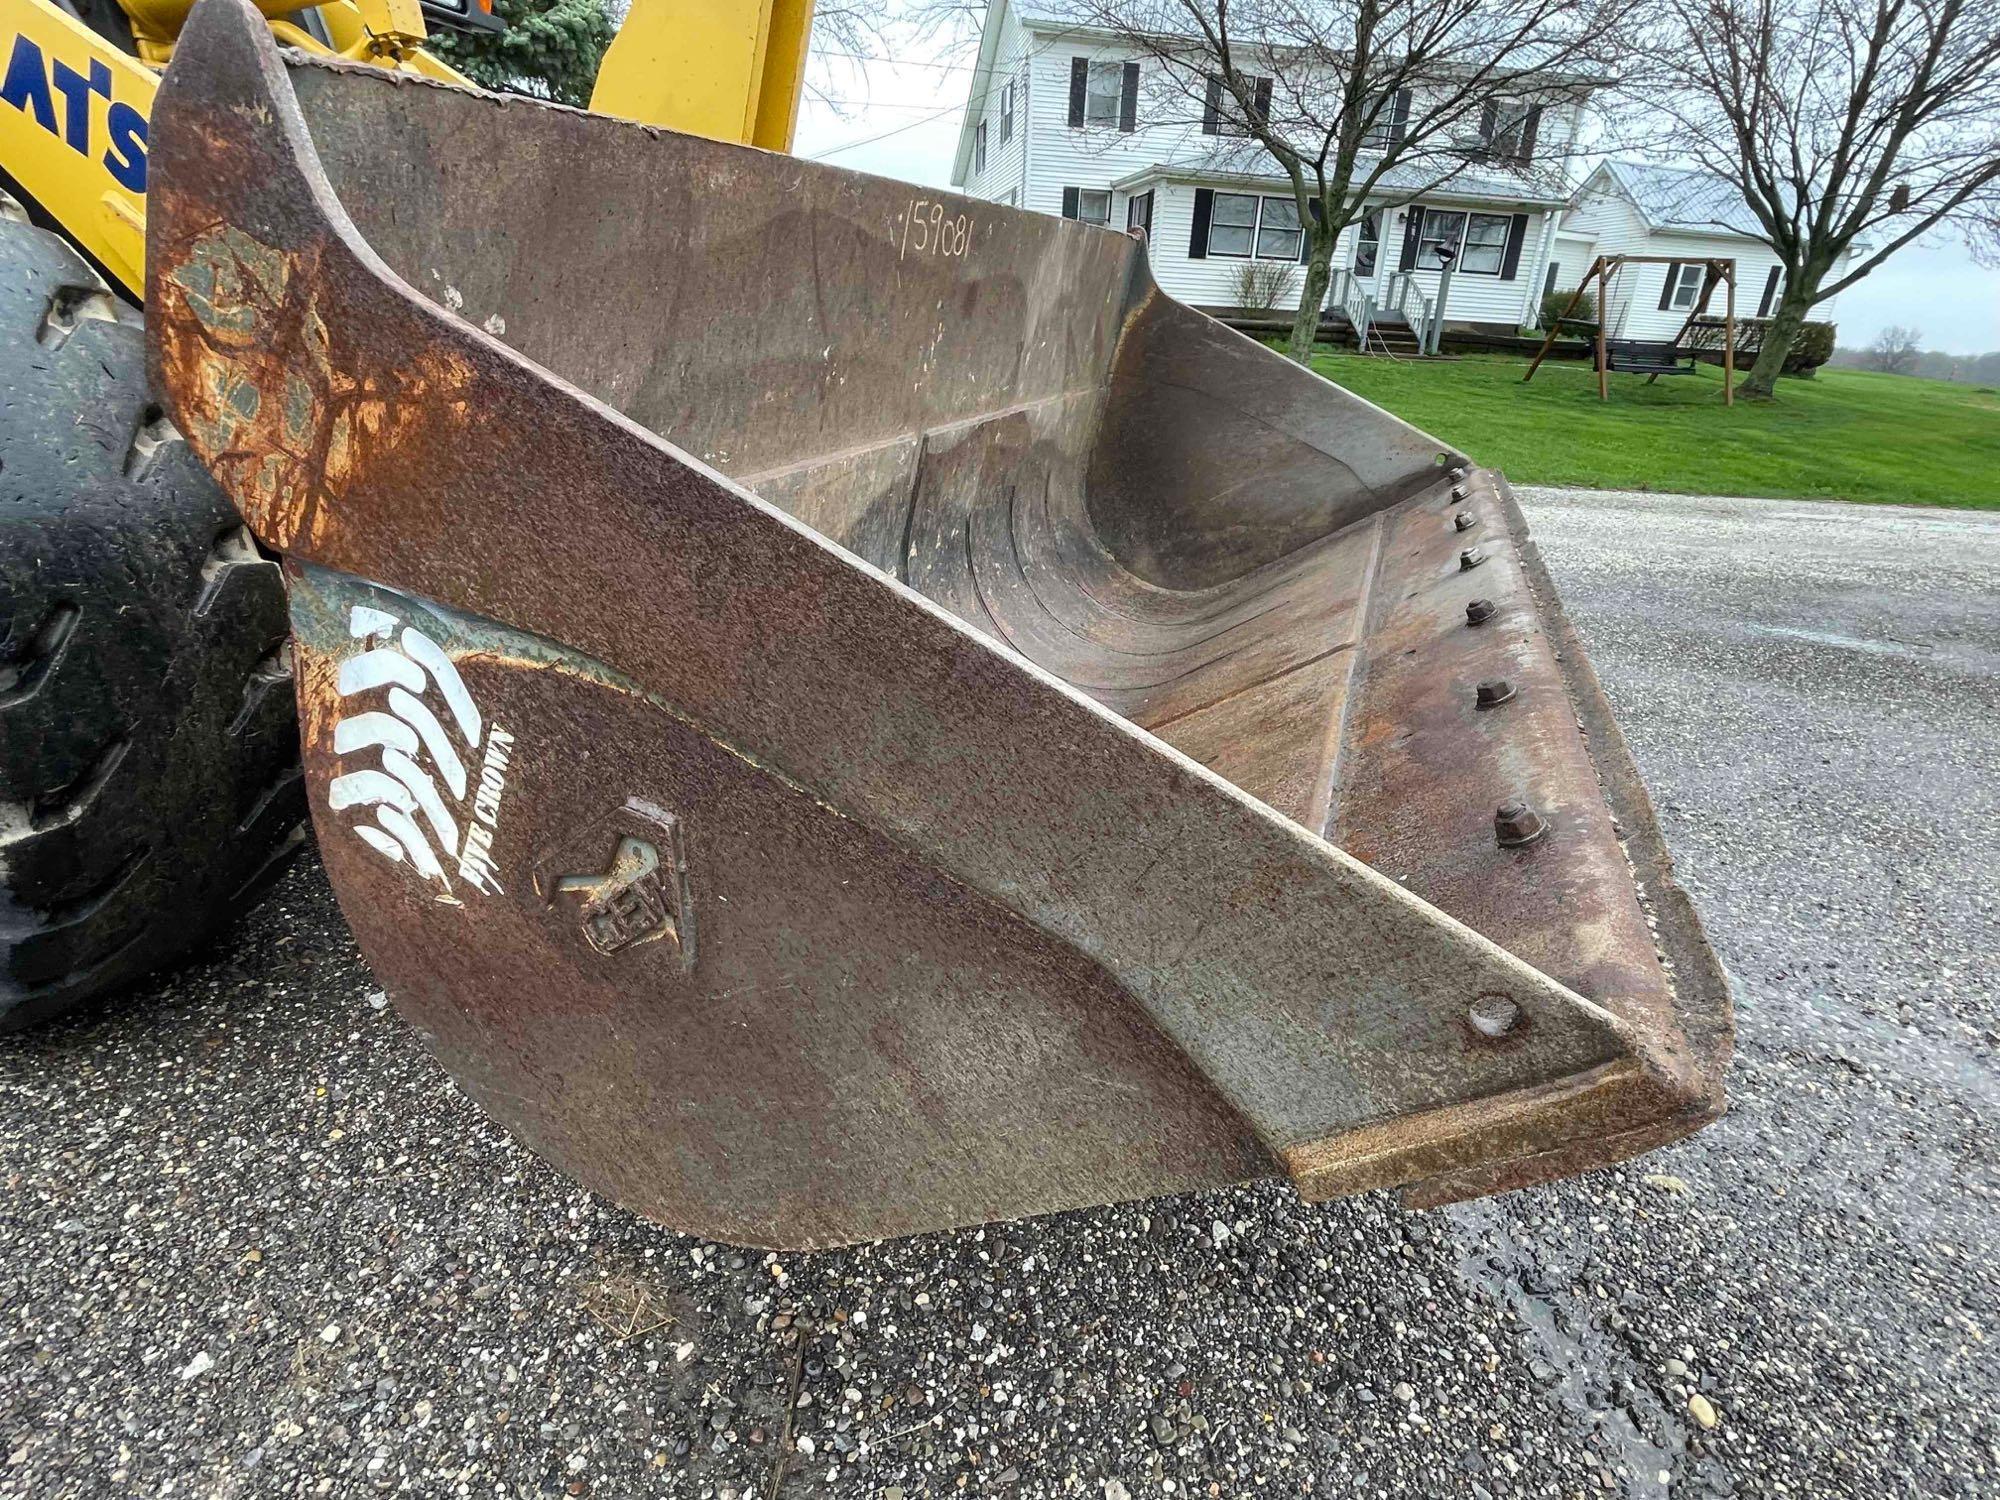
[{"xmin": 792, "ymin": 49, "xmax": 1999, "ymax": 355}]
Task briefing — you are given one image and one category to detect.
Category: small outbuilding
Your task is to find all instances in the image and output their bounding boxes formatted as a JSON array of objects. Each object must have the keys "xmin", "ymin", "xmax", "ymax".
[{"xmin": 1554, "ymin": 161, "xmax": 1861, "ymax": 342}]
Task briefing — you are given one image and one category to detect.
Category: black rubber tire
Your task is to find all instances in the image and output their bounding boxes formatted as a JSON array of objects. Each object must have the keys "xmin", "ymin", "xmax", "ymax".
[{"xmin": 0, "ymin": 209, "xmax": 306, "ymax": 1030}]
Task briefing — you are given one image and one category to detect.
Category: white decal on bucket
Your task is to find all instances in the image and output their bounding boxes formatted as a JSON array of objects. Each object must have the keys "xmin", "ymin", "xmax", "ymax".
[{"xmin": 330, "ymin": 605, "xmax": 513, "ymax": 899}]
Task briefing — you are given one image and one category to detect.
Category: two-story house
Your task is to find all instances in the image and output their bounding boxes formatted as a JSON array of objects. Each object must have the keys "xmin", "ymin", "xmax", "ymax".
[{"xmin": 949, "ymin": 0, "xmax": 1583, "ymax": 333}]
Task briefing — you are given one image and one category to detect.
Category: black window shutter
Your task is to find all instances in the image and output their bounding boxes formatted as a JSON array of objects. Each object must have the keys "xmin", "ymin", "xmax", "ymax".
[
  {"xmin": 1190, "ymin": 188, "xmax": 1213, "ymax": 258},
  {"xmin": 1062, "ymin": 186, "xmax": 1080, "ymax": 220},
  {"xmin": 1477, "ymin": 99, "xmax": 1497, "ymax": 156},
  {"xmin": 1499, "ymin": 214, "xmax": 1529, "ymax": 279},
  {"xmin": 1119, "ymin": 62, "xmax": 1139, "ymax": 132},
  {"xmin": 1254, "ymin": 76, "xmax": 1273, "ymax": 124},
  {"xmin": 1543, "ymin": 261, "xmax": 1560, "ymax": 296},
  {"xmin": 1657, "ymin": 263, "xmax": 1681, "ymax": 310},
  {"xmin": 1517, "ymin": 105, "xmax": 1541, "ymax": 165},
  {"xmin": 1202, "ymin": 75, "xmax": 1221, "ymax": 135},
  {"xmin": 1390, "ymin": 88, "xmax": 1411, "ymax": 144},
  {"xmin": 1069, "ymin": 58, "xmax": 1087, "ymax": 127},
  {"xmin": 1399, "ymin": 207, "xmax": 1424, "ymax": 270},
  {"xmin": 1300, "ymin": 197, "xmax": 1322, "ymax": 264},
  {"xmin": 1758, "ymin": 264, "xmax": 1781, "ymax": 316}
]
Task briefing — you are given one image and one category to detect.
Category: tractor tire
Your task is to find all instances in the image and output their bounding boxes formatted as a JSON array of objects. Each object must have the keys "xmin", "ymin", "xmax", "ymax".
[{"xmin": 0, "ymin": 207, "xmax": 306, "ymax": 1030}]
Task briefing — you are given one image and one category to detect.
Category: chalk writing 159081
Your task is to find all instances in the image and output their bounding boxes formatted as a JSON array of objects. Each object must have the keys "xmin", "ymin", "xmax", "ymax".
[{"xmin": 898, "ymin": 198, "xmax": 972, "ymax": 260}]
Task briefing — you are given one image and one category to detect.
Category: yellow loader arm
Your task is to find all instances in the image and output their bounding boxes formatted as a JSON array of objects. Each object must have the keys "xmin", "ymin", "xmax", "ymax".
[
  {"xmin": 590, "ymin": 0, "xmax": 814, "ymax": 152},
  {"xmin": 0, "ymin": 0, "xmax": 812, "ymax": 297}
]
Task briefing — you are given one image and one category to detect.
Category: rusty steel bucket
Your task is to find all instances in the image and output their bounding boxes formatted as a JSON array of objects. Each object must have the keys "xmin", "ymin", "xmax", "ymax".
[{"xmin": 145, "ymin": 0, "xmax": 1731, "ymax": 1248}]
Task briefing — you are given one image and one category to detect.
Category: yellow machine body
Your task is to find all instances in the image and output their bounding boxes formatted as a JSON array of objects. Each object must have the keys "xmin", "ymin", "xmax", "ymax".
[
  {"xmin": 0, "ymin": 0, "xmax": 159, "ymax": 292},
  {"xmin": 0, "ymin": 0, "xmax": 812, "ymax": 299},
  {"xmin": 588, "ymin": 0, "xmax": 814, "ymax": 150}
]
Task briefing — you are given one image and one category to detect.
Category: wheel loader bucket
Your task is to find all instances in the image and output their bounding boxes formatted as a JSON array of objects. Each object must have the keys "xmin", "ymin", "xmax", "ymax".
[{"xmin": 145, "ymin": 0, "xmax": 1731, "ymax": 1249}]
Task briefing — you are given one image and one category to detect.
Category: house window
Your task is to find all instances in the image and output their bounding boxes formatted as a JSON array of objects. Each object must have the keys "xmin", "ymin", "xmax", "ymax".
[
  {"xmin": 1459, "ymin": 212, "xmax": 1511, "ymax": 274},
  {"xmin": 1667, "ymin": 262, "xmax": 1705, "ymax": 309},
  {"xmin": 1208, "ymin": 192, "xmax": 1259, "ymax": 255},
  {"xmin": 1203, "ymin": 73, "xmax": 1272, "ymax": 137},
  {"xmin": 1077, "ymin": 188, "xmax": 1112, "ymax": 225},
  {"xmin": 1085, "ymin": 61, "xmax": 1124, "ymax": 125},
  {"xmin": 1126, "ymin": 191, "xmax": 1153, "ymax": 235},
  {"xmin": 1000, "ymin": 81, "xmax": 1014, "ymax": 143},
  {"xmin": 975, "ymin": 122, "xmax": 987, "ymax": 175},
  {"xmin": 1476, "ymin": 99, "xmax": 1538, "ymax": 163},
  {"xmin": 1413, "ymin": 209, "xmax": 1512, "ymax": 275},
  {"xmin": 1353, "ymin": 210, "xmax": 1381, "ymax": 275},
  {"xmin": 1206, "ymin": 194, "xmax": 1302, "ymax": 260},
  {"xmin": 1360, "ymin": 88, "xmax": 1410, "ymax": 150},
  {"xmin": 1417, "ymin": 209, "xmax": 1468, "ymax": 266},
  {"xmin": 1756, "ymin": 264, "xmax": 1781, "ymax": 317},
  {"xmin": 1257, "ymin": 197, "xmax": 1303, "ymax": 259}
]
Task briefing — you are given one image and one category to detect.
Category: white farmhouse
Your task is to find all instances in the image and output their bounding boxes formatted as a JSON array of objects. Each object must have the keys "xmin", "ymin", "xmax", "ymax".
[
  {"xmin": 949, "ymin": 0, "xmax": 1585, "ymax": 334},
  {"xmin": 1555, "ymin": 161, "xmax": 1861, "ymax": 341}
]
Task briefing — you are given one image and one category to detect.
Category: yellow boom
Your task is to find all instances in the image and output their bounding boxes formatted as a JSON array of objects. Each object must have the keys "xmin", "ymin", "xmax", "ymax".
[{"xmin": 591, "ymin": 0, "xmax": 814, "ymax": 152}]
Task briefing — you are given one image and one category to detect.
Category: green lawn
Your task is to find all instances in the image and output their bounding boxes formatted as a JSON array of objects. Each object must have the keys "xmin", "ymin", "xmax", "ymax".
[{"xmin": 1303, "ymin": 350, "xmax": 2000, "ymax": 510}]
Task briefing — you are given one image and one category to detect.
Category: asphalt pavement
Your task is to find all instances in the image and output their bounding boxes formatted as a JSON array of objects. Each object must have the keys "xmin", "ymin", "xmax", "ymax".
[{"xmin": 3, "ymin": 488, "xmax": 1995, "ymax": 1499}]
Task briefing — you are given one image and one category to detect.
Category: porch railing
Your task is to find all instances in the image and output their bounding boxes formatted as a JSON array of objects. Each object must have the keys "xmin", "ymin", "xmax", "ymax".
[
  {"xmin": 1382, "ymin": 271, "xmax": 1438, "ymax": 354},
  {"xmin": 1326, "ymin": 269, "xmax": 1377, "ymax": 351}
]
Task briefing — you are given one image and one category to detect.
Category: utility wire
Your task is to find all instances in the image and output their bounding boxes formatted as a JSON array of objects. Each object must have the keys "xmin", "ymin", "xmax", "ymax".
[
  {"xmin": 813, "ymin": 50, "xmax": 979, "ymax": 70},
  {"xmin": 806, "ymin": 54, "xmax": 1038, "ymax": 159}
]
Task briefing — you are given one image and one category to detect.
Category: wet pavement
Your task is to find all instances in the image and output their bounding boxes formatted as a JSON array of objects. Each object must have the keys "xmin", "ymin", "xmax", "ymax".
[{"xmin": 2, "ymin": 488, "xmax": 1994, "ymax": 1499}]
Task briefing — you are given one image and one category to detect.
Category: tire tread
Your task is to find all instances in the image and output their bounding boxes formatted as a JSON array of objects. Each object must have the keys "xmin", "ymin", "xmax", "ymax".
[{"xmin": 0, "ymin": 216, "xmax": 305, "ymax": 1028}]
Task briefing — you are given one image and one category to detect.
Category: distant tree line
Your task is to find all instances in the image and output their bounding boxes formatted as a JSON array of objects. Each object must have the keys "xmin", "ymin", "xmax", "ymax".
[{"xmin": 1828, "ymin": 332, "xmax": 2000, "ymax": 383}]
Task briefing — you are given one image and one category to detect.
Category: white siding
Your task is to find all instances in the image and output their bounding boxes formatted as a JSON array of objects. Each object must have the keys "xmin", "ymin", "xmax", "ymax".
[
  {"xmin": 1016, "ymin": 39, "xmax": 1179, "ymax": 218},
  {"xmin": 1546, "ymin": 231, "xmax": 1598, "ymax": 301},
  {"xmin": 1121, "ymin": 190, "xmax": 1553, "ymax": 325},
  {"xmin": 1005, "ymin": 39, "xmax": 1581, "ymax": 217},
  {"xmin": 1366, "ymin": 204, "xmax": 1554, "ymax": 325},
  {"xmin": 957, "ymin": 10, "xmax": 1031, "ymax": 205},
  {"xmin": 1560, "ymin": 173, "xmax": 1812, "ymax": 341},
  {"xmin": 952, "ymin": 16, "xmax": 1581, "ymax": 327},
  {"xmin": 1138, "ymin": 184, "xmax": 1361, "ymax": 308}
]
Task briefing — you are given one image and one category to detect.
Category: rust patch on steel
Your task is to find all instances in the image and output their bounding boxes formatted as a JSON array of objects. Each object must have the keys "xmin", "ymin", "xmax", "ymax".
[{"xmin": 154, "ymin": 221, "xmax": 474, "ymax": 552}]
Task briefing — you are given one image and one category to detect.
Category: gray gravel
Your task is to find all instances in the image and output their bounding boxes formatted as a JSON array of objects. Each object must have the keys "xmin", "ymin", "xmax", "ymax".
[{"xmin": 3, "ymin": 488, "xmax": 1995, "ymax": 1499}]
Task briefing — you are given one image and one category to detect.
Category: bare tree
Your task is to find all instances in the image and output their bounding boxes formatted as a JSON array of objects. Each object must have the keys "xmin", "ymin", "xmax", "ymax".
[
  {"xmin": 1865, "ymin": 324, "xmax": 1926, "ymax": 372},
  {"xmin": 1638, "ymin": 0, "xmax": 2000, "ymax": 399},
  {"xmin": 1046, "ymin": 0, "xmax": 1637, "ymax": 360}
]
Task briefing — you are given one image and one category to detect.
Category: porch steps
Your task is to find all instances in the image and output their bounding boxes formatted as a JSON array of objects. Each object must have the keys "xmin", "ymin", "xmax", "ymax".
[
  {"xmin": 1354, "ymin": 319, "xmax": 1426, "ymax": 357},
  {"xmin": 1213, "ymin": 312, "xmax": 1435, "ymax": 358}
]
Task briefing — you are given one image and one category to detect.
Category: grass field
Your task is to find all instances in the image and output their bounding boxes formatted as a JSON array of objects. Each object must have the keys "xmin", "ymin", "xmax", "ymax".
[{"xmin": 1305, "ymin": 349, "xmax": 2000, "ymax": 510}]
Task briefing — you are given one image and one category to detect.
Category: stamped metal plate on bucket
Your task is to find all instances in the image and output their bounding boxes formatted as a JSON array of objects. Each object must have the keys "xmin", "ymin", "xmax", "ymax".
[{"xmin": 146, "ymin": 0, "xmax": 1731, "ymax": 1248}]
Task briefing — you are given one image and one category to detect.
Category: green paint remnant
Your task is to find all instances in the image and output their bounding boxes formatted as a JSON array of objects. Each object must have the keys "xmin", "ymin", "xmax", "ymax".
[
  {"xmin": 170, "ymin": 223, "xmax": 292, "ymax": 341},
  {"xmin": 284, "ymin": 372, "xmax": 314, "ymax": 447}
]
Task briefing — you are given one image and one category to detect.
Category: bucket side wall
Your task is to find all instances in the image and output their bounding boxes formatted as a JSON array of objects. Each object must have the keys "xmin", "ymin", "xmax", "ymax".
[{"xmin": 287, "ymin": 63, "xmax": 1447, "ymax": 591}]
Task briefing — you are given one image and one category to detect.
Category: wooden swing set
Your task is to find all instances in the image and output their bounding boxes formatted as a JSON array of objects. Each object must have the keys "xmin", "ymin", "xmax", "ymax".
[{"xmin": 1523, "ymin": 254, "xmax": 1737, "ymax": 404}]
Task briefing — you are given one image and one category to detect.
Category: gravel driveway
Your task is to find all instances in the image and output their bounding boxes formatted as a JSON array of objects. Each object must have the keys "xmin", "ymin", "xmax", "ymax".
[{"xmin": 3, "ymin": 488, "xmax": 1994, "ymax": 1499}]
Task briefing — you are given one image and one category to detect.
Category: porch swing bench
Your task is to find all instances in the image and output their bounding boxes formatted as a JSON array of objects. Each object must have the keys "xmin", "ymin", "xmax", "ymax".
[
  {"xmin": 1524, "ymin": 254, "xmax": 1739, "ymax": 403},
  {"xmin": 1601, "ymin": 339, "xmax": 1699, "ymax": 379}
]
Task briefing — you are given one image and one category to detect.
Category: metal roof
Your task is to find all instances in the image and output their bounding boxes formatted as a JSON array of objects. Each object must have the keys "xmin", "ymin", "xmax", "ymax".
[{"xmin": 1601, "ymin": 161, "xmax": 1762, "ymax": 236}]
